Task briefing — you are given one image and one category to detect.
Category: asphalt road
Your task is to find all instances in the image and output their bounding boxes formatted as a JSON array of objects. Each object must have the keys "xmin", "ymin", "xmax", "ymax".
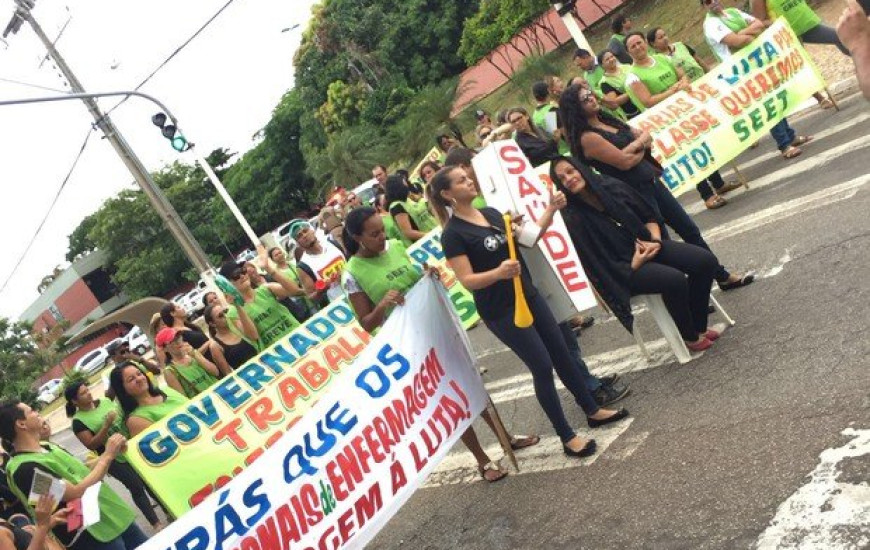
[{"xmin": 366, "ymin": 95, "xmax": 870, "ymax": 550}]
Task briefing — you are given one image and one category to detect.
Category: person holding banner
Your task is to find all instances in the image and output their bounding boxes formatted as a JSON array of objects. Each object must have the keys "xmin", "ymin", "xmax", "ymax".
[
  {"xmin": 559, "ymin": 83, "xmax": 755, "ymax": 291},
  {"xmin": 550, "ymin": 157, "xmax": 720, "ymax": 351},
  {"xmin": 155, "ymin": 327, "xmax": 221, "ymax": 398},
  {"xmin": 0, "ymin": 402, "xmax": 147, "ymax": 550},
  {"xmin": 110, "ymin": 364, "xmax": 188, "ymax": 437},
  {"xmin": 341, "ymin": 207, "xmax": 541, "ymax": 480},
  {"xmin": 701, "ymin": 0, "xmax": 814, "ymax": 159},
  {"xmin": 65, "ymin": 382, "xmax": 165, "ymax": 531},
  {"xmin": 432, "ymin": 166, "xmax": 630, "ymax": 456}
]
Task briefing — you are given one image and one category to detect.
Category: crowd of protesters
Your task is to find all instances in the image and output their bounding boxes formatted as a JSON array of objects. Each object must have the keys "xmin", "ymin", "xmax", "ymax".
[{"xmin": 0, "ymin": 1, "xmax": 864, "ymax": 548}]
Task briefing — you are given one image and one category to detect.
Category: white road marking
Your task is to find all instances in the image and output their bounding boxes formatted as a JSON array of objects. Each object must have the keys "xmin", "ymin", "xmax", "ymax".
[
  {"xmin": 686, "ymin": 134, "xmax": 870, "ymax": 215},
  {"xmin": 754, "ymin": 428, "xmax": 870, "ymax": 550},
  {"xmin": 703, "ymin": 175, "xmax": 869, "ymax": 243},
  {"xmin": 759, "ymin": 249, "xmax": 792, "ymax": 280},
  {"xmin": 422, "ymin": 420, "xmax": 635, "ymax": 487}
]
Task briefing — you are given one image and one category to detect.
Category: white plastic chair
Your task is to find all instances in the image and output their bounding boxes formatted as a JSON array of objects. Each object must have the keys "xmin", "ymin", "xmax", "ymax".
[{"xmin": 631, "ymin": 294, "xmax": 735, "ymax": 364}]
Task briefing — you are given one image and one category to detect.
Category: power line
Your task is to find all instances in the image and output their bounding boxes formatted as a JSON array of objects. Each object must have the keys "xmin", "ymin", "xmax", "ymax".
[
  {"xmin": 0, "ymin": 127, "xmax": 94, "ymax": 295},
  {"xmin": 0, "ymin": 75, "xmax": 67, "ymax": 93},
  {"xmin": 101, "ymin": 0, "xmax": 238, "ymax": 119}
]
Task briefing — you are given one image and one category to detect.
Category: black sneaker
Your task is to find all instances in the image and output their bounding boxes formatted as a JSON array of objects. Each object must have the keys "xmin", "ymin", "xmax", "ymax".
[
  {"xmin": 598, "ymin": 373, "xmax": 621, "ymax": 386},
  {"xmin": 593, "ymin": 382, "xmax": 631, "ymax": 407}
]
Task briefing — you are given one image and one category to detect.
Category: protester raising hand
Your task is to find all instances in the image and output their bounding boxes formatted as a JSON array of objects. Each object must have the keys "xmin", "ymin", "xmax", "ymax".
[{"xmin": 26, "ymin": 495, "xmax": 69, "ymax": 550}]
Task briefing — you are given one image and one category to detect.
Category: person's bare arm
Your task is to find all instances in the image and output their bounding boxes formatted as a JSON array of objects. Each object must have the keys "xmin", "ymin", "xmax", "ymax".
[
  {"xmin": 447, "ymin": 254, "xmax": 519, "ymax": 290},
  {"xmin": 645, "ymin": 222, "xmax": 662, "ymax": 241},
  {"xmin": 629, "ymin": 78, "xmax": 681, "ymax": 108},
  {"xmin": 74, "ymin": 409, "xmax": 117, "ymax": 451},
  {"xmin": 750, "ymin": 0, "xmax": 772, "ymax": 24},
  {"xmin": 126, "ymin": 416, "xmax": 153, "ymax": 438},
  {"xmin": 838, "ymin": 0, "xmax": 870, "ymax": 100},
  {"xmin": 394, "ymin": 212, "xmax": 427, "ymax": 242},
  {"xmin": 163, "ymin": 369, "xmax": 185, "ymax": 397},
  {"xmin": 61, "ymin": 435, "xmax": 125, "ymax": 500},
  {"xmin": 581, "ymin": 132, "xmax": 645, "ymax": 170},
  {"xmin": 233, "ymin": 304, "xmax": 259, "ymax": 342}
]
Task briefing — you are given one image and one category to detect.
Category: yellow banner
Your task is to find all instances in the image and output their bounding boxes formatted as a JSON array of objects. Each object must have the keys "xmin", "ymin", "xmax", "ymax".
[{"xmin": 632, "ymin": 19, "xmax": 825, "ymax": 196}]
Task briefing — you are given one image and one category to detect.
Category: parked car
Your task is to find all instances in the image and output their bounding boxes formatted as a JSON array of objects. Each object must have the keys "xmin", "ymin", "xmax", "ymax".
[
  {"xmin": 36, "ymin": 379, "xmax": 63, "ymax": 404},
  {"xmin": 75, "ymin": 347, "xmax": 110, "ymax": 374},
  {"xmin": 235, "ymin": 249, "xmax": 256, "ymax": 263},
  {"xmin": 124, "ymin": 326, "xmax": 151, "ymax": 355}
]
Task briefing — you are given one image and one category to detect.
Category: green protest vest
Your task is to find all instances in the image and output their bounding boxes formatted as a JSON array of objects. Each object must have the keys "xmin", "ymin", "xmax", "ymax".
[
  {"xmin": 129, "ymin": 387, "xmax": 188, "ymax": 425},
  {"xmin": 583, "ymin": 65, "xmax": 605, "ymax": 91},
  {"xmin": 165, "ymin": 357, "xmax": 218, "ymax": 398},
  {"xmin": 627, "ymin": 54, "xmax": 679, "ymax": 112},
  {"xmin": 767, "ymin": 0, "xmax": 820, "ymax": 36},
  {"xmin": 390, "ymin": 199, "xmax": 438, "ymax": 235},
  {"xmin": 345, "ymin": 240, "xmax": 421, "ymax": 309},
  {"xmin": 381, "ymin": 213, "xmax": 406, "ymax": 245},
  {"xmin": 472, "ymin": 195, "xmax": 488, "ymax": 210},
  {"xmin": 279, "ymin": 265, "xmax": 318, "ymax": 317},
  {"xmin": 669, "ymin": 42, "xmax": 705, "ymax": 82},
  {"xmin": 72, "ymin": 399, "xmax": 129, "ymax": 461},
  {"xmin": 710, "ymin": 8, "xmax": 748, "ymax": 33},
  {"xmin": 6, "ymin": 443, "xmax": 136, "ymax": 543},
  {"xmin": 532, "ymin": 103, "xmax": 554, "ymax": 132},
  {"xmin": 601, "ymin": 66, "xmax": 643, "ymax": 115},
  {"xmin": 228, "ymin": 285, "xmax": 299, "ymax": 349}
]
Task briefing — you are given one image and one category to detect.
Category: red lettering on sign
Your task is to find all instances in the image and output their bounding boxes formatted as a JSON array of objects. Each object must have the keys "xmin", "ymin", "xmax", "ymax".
[
  {"xmin": 245, "ymin": 397, "xmax": 284, "ymax": 431},
  {"xmin": 277, "ymin": 375, "xmax": 310, "ymax": 410},
  {"xmin": 213, "ymin": 418, "xmax": 247, "ymax": 451},
  {"xmin": 517, "ymin": 175, "xmax": 540, "ymax": 198},
  {"xmin": 542, "ymin": 230, "xmax": 569, "ymax": 261},
  {"xmin": 556, "ymin": 261, "xmax": 589, "ymax": 292},
  {"xmin": 498, "ymin": 144, "xmax": 526, "ymax": 174},
  {"xmin": 298, "ymin": 360, "xmax": 330, "ymax": 389}
]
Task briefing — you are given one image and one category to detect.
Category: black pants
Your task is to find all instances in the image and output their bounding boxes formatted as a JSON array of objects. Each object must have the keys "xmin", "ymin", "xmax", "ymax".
[
  {"xmin": 108, "ymin": 460, "xmax": 160, "ymax": 526},
  {"xmin": 629, "ymin": 240, "xmax": 718, "ymax": 341},
  {"xmin": 695, "ymin": 169, "xmax": 727, "ymax": 201},
  {"xmin": 484, "ymin": 291, "xmax": 600, "ymax": 443},
  {"xmin": 641, "ymin": 179, "xmax": 731, "ymax": 283}
]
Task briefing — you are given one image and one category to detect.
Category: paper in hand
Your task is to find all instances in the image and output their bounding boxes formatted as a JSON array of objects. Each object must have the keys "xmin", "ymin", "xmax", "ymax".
[{"xmin": 28, "ymin": 470, "xmax": 64, "ymax": 507}]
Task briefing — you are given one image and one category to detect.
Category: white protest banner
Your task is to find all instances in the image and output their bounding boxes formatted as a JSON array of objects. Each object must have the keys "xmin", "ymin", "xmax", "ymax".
[
  {"xmin": 472, "ymin": 140, "xmax": 598, "ymax": 319},
  {"xmin": 141, "ymin": 277, "xmax": 487, "ymax": 550}
]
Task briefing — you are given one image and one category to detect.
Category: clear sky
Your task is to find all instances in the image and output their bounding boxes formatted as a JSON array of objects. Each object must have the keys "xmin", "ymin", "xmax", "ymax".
[{"xmin": 0, "ymin": 0, "xmax": 319, "ymax": 320}]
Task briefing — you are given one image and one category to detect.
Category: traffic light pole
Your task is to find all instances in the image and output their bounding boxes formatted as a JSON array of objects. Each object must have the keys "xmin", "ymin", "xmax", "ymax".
[{"xmin": 16, "ymin": 10, "xmax": 214, "ymax": 275}]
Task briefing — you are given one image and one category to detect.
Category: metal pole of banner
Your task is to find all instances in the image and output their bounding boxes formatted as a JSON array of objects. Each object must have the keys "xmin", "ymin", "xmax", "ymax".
[
  {"xmin": 485, "ymin": 398, "xmax": 520, "ymax": 471},
  {"xmin": 729, "ymin": 161, "xmax": 750, "ymax": 190}
]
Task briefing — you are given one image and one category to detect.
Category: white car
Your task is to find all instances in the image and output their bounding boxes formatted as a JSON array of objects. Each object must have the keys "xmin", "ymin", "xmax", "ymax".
[
  {"xmin": 124, "ymin": 326, "xmax": 151, "ymax": 355},
  {"xmin": 36, "ymin": 379, "xmax": 63, "ymax": 404},
  {"xmin": 235, "ymin": 249, "xmax": 256, "ymax": 263},
  {"xmin": 75, "ymin": 347, "xmax": 110, "ymax": 374}
]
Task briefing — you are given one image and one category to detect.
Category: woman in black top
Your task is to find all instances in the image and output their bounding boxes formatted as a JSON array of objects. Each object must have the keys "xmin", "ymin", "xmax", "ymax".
[
  {"xmin": 431, "ymin": 166, "xmax": 629, "ymax": 457},
  {"xmin": 160, "ymin": 303, "xmax": 231, "ymax": 374},
  {"xmin": 559, "ymin": 83, "xmax": 754, "ymax": 291},
  {"xmin": 506, "ymin": 107, "xmax": 560, "ymax": 167},
  {"xmin": 203, "ymin": 304, "xmax": 259, "ymax": 369},
  {"xmin": 550, "ymin": 157, "xmax": 720, "ymax": 351}
]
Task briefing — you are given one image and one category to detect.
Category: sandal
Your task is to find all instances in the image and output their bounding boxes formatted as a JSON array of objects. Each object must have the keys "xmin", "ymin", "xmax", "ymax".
[
  {"xmin": 781, "ymin": 145, "xmax": 802, "ymax": 160},
  {"xmin": 509, "ymin": 434, "xmax": 541, "ymax": 450},
  {"xmin": 478, "ymin": 461, "xmax": 508, "ymax": 483},
  {"xmin": 705, "ymin": 195, "xmax": 727, "ymax": 209},
  {"xmin": 791, "ymin": 135, "xmax": 814, "ymax": 147},
  {"xmin": 718, "ymin": 273, "xmax": 755, "ymax": 291}
]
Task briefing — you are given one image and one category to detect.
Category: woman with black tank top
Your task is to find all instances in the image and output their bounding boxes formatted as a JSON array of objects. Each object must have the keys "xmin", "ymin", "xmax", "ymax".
[
  {"xmin": 203, "ymin": 304, "xmax": 260, "ymax": 370},
  {"xmin": 559, "ymin": 83, "xmax": 755, "ymax": 292},
  {"xmin": 160, "ymin": 303, "xmax": 232, "ymax": 374}
]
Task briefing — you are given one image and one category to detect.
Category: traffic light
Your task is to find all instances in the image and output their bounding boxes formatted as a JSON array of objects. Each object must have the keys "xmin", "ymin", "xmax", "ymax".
[{"xmin": 151, "ymin": 112, "xmax": 192, "ymax": 152}]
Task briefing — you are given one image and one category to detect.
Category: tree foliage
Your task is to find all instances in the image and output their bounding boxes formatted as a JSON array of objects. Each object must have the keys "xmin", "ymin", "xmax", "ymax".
[
  {"xmin": 458, "ymin": 0, "xmax": 552, "ymax": 66},
  {"xmin": 0, "ymin": 318, "xmax": 54, "ymax": 402}
]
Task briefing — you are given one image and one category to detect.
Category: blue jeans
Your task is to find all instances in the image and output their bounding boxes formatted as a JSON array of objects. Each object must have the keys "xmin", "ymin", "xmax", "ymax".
[
  {"xmin": 484, "ymin": 291, "xmax": 600, "ymax": 442},
  {"xmin": 558, "ymin": 321, "xmax": 601, "ymax": 393},
  {"xmin": 769, "ymin": 118, "xmax": 796, "ymax": 151},
  {"xmin": 74, "ymin": 523, "xmax": 150, "ymax": 550},
  {"xmin": 638, "ymin": 180, "xmax": 729, "ymax": 283}
]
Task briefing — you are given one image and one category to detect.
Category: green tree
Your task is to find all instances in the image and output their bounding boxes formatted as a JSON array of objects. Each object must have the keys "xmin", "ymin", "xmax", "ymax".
[
  {"xmin": 459, "ymin": 0, "xmax": 552, "ymax": 66},
  {"xmin": 0, "ymin": 318, "xmax": 49, "ymax": 403}
]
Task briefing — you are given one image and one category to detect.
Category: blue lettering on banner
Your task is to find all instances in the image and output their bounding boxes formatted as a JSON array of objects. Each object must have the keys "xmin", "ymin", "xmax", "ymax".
[{"xmin": 283, "ymin": 402, "xmax": 358, "ymax": 484}]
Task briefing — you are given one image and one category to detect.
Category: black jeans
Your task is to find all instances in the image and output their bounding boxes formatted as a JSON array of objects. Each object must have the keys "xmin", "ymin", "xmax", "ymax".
[
  {"xmin": 108, "ymin": 460, "xmax": 160, "ymax": 526},
  {"xmin": 801, "ymin": 23, "xmax": 849, "ymax": 56},
  {"xmin": 695, "ymin": 169, "xmax": 727, "ymax": 201},
  {"xmin": 629, "ymin": 240, "xmax": 718, "ymax": 341},
  {"xmin": 558, "ymin": 322, "xmax": 601, "ymax": 393},
  {"xmin": 484, "ymin": 291, "xmax": 600, "ymax": 442},
  {"xmin": 639, "ymin": 179, "xmax": 731, "ymax": 283}
]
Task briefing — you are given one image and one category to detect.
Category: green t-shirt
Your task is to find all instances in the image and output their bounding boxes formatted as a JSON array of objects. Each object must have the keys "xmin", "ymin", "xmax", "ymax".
[
  {"xmin": 228, "ymin": 285, "xmax": 299, "ymax": 350},
  {"xmin": 7, "ymin": 443, "xmax": 136, "ymax": 544},
  {"xmin": 129, "ymin": 387, "xmax": 188, "ymax": 424},
  {"xmin": 767, "ymin": 0, "xmax": 820, "ymax": 36},
  {"xmin": 72, "ymin": 399, "xmax": 129, "ymax": 461},
  {"xmin": 165, "ymin": 356, "xmax": 218, "ymax": 398}
]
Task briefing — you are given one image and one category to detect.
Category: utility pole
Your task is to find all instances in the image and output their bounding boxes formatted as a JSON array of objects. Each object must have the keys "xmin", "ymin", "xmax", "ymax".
[
  {"xmin": 551, "ymin": 1, "xmax": 592, "ymax": 52},
  {"xmin": 3, "ymin": 2, "xmax": 214, "ymax": 275}
]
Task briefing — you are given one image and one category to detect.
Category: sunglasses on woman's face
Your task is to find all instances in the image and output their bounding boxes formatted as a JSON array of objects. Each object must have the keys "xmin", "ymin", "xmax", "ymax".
[
  {"xmin": 579, "ymin": 91, "xmax": 595, "ymax": 103},
  {"xmin": 479, "ymin": 131, "xmax": 492, "ymax": 140}
]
